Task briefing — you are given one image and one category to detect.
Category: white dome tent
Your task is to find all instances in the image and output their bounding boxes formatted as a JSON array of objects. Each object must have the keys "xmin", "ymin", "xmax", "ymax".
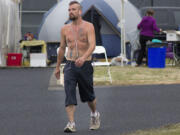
[{"xmin": 38, "ymin": 0, "xmax": 141, "ymax": 58}]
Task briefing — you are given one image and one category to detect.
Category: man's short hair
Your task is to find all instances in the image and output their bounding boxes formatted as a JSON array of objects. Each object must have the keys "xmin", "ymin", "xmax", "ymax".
[{"xmin": 69, "ymin": 1, "xmax": 82, "ymax": 10}]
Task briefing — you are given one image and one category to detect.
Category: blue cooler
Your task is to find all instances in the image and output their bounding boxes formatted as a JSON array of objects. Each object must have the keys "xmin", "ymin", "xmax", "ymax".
[{"xmin": 147, "ymin": 42, "xmax": 167, "ymax": 68}]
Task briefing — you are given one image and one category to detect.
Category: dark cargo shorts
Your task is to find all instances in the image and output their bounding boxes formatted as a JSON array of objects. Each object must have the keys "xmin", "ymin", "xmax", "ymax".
[{"xmin": 63, "ymin": 60, "xmax": 95, "ymax": 107}]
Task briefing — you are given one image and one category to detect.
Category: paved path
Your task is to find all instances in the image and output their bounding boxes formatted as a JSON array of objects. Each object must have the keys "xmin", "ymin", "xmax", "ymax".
[{"xmin": 0, "ymin": 68, "xmax": 180, "ymax": 135}]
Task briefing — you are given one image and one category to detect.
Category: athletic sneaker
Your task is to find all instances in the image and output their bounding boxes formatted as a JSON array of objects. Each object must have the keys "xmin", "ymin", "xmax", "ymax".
[
  {"xmin": 89, "ymin": 112, "xmax": 100, "ymax": 130},
  {"xmin": 64, "ymin": 122, "xmax": 76, "ymax": 133}
]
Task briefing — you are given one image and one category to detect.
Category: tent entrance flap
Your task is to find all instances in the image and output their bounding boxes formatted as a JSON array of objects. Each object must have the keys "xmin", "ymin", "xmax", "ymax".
[
  {"xmin": 83, "ymin": 6, "xmax": 120, "ymax": 57},
  {"xmin": 83, "ymin": 7, "xmax": 102, "ymax": 45},
  {"xmin": 83, "ymin": 6, "xmax": 120, "ymax": 34},
  {"xmin": 82, "ymin": 6, "xmax": 121, "ymax": 57}
]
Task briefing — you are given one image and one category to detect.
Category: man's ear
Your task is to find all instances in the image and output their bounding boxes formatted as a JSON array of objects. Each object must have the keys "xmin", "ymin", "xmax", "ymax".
[{"xmin": 79, "ymin": 10, "xmax": 82, "ymax": 16}]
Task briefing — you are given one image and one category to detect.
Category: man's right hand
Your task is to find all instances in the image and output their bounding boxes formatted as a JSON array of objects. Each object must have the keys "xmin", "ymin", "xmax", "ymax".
[{"xmin": 55, "ymin": 67, "xmax": 60, "ymax": 80}]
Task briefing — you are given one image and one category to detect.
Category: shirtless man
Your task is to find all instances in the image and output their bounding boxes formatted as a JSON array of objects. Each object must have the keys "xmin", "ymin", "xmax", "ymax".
[{"xmin": 54, "ymin": 1, "xmax": 100, "ymax": 133}]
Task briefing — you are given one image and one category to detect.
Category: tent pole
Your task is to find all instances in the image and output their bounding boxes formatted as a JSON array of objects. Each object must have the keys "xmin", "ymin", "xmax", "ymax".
[
  {"xmin": 123, "ymin": 0, "xmax": 126, "ymax": 61},
  {"xmin": 120, "ymin": 0, "xmax": 128, "ymax": 66},
  {"xmin": 120, "ymin": 0, "xmax": 124, "ymax": 64},
  {"xmin": 20, "ymin": 0, "xmax": 22, "ymax": 31}
]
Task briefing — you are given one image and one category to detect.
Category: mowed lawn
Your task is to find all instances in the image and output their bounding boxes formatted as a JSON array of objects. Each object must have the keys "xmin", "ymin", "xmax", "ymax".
[
  {"xmin": 122, "ymin": 123, "xmax": 180, "ymax": 135},
  {"xmin": 94, "ymin": 66, "xmax": 180, "ymax": 86}
]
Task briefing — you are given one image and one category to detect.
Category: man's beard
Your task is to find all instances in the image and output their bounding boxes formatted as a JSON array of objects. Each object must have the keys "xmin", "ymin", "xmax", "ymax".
[{"xmin": 69, "ymin": 15, "xmax": 78, "ymax": 21}]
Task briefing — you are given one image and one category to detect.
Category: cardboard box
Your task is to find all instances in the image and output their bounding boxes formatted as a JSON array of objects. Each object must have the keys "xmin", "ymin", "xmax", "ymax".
[
  {"xmin": 30, "ymin": 53, "xmax": 46, "ymax": 67},
  {"xmin": 166, "ymin": 30, "xmax": 180, "ymax": 41}
]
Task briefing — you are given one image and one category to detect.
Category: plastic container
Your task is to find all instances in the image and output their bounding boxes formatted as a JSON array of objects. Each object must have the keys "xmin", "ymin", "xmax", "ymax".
[
  {"xmin": 7, "ymin": 53, "xmax": 22, "ymax": 66},
  {"xmin": 148, "ymin": 47, "xmax": 166, "ymax": 68}
]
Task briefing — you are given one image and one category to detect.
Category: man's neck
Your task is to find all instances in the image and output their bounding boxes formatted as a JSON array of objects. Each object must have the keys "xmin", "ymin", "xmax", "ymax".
[{"xmin": 72, "ymin": 17, "xmax": 83, "ymax": 26}]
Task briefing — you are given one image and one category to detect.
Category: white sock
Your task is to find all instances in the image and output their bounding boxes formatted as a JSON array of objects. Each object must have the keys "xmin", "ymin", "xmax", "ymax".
[
  {"xmin": 69, "ymin": 121, "xmax": 75, "ymax": 126},
  {"xmin": 91, "ymin": 111, "xmax": 98, "ymax": 117}
]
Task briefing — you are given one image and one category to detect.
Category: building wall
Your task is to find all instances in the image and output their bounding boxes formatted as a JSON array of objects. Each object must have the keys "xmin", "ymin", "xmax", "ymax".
[
  {"xmin": 21, "ymin": 0, "xmax": 57, "ymax": 39},
  {"xmin": 129, "ymin": 0, "xmax": 180, "ymax": 8},
  {"xmin": 154, "ymin": 0, "xmax": 180, "ymax": 7},
  {"xmin": 22, "ymin": 0, "xmax": 57, "ymax": 10},
  {"xmin": 129, "ymin": 0, "xmax": 151, "ymax": 8}
]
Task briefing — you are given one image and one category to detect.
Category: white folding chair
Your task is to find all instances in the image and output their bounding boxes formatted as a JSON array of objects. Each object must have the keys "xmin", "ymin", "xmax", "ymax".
[
  {"xmin": 92, "ymin": 46, "xmax": 112, "ymax": 83},
  {"xmin": 56, "ymin": 47, "xmax": 68, "ymax": 86},
  {"xmin": 57, "ymin": 47, "xmax": 68, "ymax": 58}
]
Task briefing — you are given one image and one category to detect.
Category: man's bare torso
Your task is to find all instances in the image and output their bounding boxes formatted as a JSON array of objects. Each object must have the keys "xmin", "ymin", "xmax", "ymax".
[{"xmin": 64, "ymin": 21, "xmax": 91, "ymax": 61}]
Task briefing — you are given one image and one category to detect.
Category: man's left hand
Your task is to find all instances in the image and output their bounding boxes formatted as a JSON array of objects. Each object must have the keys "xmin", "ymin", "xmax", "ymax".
[{"xmin": 75, "ymin": 57, "xmax": 85, "ymax": 67}]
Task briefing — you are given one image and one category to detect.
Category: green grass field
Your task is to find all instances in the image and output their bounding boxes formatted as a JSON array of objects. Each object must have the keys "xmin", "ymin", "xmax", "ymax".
[
  {"xmin": 123, "ymin": 123, "xmax": 180, "ymax": 135},
  {"xmin": 94, "ymin": 66, "xmax": 180, "ymax": 86}
]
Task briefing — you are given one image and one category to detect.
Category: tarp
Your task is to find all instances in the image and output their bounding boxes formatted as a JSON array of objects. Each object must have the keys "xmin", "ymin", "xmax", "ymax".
[
  {"xmin": 38, "ymin": 0, "xmax": 141, "ymax": 57},
  {"xmin": 20, "ymin": 40, "xmax": 47, "ymax": 66},
  {"xmin": 20, "ymin": 40, "xmax": 47, "ymax": 54},
  {"xmin": 0, "ymin": 0, "xmax": 21, "ymax": 66}
]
